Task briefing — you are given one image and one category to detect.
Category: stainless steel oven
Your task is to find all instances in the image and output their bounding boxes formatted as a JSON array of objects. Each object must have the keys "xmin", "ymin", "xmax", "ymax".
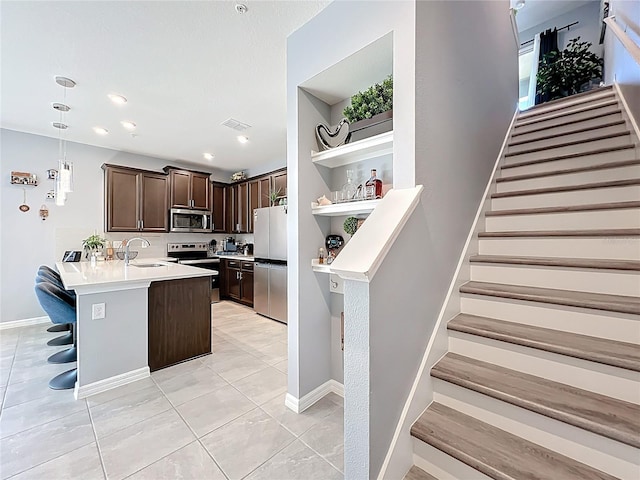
[
  {"xmin": 169, "ymin": 208, "xmax": 212, "ymax": 233},
  {"xmin": 167, "ymin": 243, "xmax": 220, "ymax": 302}
]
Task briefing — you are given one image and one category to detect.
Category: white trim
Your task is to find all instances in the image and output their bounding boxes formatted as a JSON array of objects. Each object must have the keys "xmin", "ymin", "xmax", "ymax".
[
  {"xmin": 74, "ymin": 366, "xmax": 150, "ymax": 400},
  {"xmin": 605, "ymin": 16, "xmax": 640, "ymax": 67},
  {"xmin": 0, "ymin": 316, "xmax": 49, "ymax": 330},
  {"xmin": 285, "ymin": 379, "xmax": 344, "ymax": 413},
  {"xmin": 377, "ymin": 108, "xmax": 519, "ymax": 480},
  {"xmin": 613, "ymin": 81, "xmax": 640, "ymax": 140},
  {"xmin": 509, "ymin": 8, "xmax": 519, "ymax": 48}
]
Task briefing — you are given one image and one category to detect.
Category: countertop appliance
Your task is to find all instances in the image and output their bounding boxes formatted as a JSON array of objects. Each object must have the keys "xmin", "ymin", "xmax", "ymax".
[
  {"xmin": 167, "ymin": 242, "xmax": 220, "ymax": 303},
  {"xmin": 223, "ymin": 237, "xmax": 237, "ymax": 252},
  {"xmin": 170, "ymin": 208, "xmax": 213, "ymax": 233},
  {"xmin": 253, "ymin": 206, "xmax": 287, "ymax": 324}
]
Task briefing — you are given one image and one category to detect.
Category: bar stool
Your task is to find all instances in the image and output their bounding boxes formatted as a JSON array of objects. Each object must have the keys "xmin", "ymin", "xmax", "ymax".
[
  {"xmin": 38, "ymin": 266, "xmax": 75, "ymax": 333},
  {"xmin": 34, "ymin": 282, "xmax": 78, "ymax": 390}
]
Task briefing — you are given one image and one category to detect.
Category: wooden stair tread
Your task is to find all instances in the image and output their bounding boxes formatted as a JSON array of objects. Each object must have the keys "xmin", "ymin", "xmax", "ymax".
[
  {"xmin": 404, "ymin": 465, "xmax": 438, "ymax": 480},
  {"xmin": 511, "ymin": 110, "xmax": 623, "ymax": 138},
  {"xmin": 515, "ymin": 100, "xmax": 619, "ymax": 127},
  {"xmin": 501, "ymin": 144, "xmax": 636, "ymax": 170},
  {"xmin": 431, "ymin": 353, "xmax": 640, "ymax": 447},
  {"xmin": 459, "ymin": 281, "xmax": 640, "ymax": 315},
  {"xmin": 491, "ymin": 179, "xmax": 640, "ymax": 198},
  {"xmin": 504, "ymin": 131, "xmax": 630, "ymax": 157},
  {"xmin": 518, "ymin": 87, "xmax": 613, "ymax": 116},
  {"xmin": 485, "ymin": 201, "xmax": 640, "ymax": 216},
  {"xmin": 410, "ymin": 402, "xmax": 617, "ymax": 480},
  {"xmin": 508, "ymin": 120, "xmax": 626, "ymax": 147},
  {"xmin": 478, "ymin": 228, "xmax": 640, "ymax": 237},
  {"xmin": 449, "ymin": 313, "xmax": 640, "ymax": 371},
  {"xmin": 497, "ymin": 159, "xmax": 640, "ymax": 183},
  {"xmin": 469, "ymin": 254, "xmax": 640, "ymax": 271}
]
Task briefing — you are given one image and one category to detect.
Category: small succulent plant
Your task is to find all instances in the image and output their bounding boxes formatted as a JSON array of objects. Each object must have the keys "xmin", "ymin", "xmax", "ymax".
[
  {"xmin": 343, "ymin": 216, "xmax": 359, "ymax": 236},
  {"xmin": 343, "ymin": 75, "xmax": 393, "ymax": 123}
]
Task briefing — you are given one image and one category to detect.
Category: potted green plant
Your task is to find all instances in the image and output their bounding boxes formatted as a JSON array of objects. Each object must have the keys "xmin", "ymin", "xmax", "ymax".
[
  {"xmin": 82, "ymin": 234, "xmax": 105, "ymax": 259},
  {"xmin": 269, "ymin": 188, "xmax": 282, "ymax": 207},
  {"xmin": 536, "ymin": 37, "xmax": 603, "ymax": 102},
  {"xmin": 343, "ymin": 75, "xmax": 393, "ymax": 142},
  {"xmin": 343, "ymin": 216, "xmax": 359, "ymax": 236}
]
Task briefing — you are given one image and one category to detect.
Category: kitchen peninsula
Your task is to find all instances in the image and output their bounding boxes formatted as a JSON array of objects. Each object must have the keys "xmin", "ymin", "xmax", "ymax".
[{"xmin": 55, "ymin": 259, "xmax": 214, "ymax": 400}]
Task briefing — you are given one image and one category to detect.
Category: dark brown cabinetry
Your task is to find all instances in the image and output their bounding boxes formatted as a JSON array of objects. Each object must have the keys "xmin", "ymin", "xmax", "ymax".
[
  {"xmin": 272, "ymin": 170, "xmax": 287, "ymax": 199},
  {"xmin": 228, "ymin": 183, "xmax": 249, "ymax": 233},
  {"xmin": 165, "ymin": 168, "xmax": 210, "ymax": 210},
  {"xmin": 248, "ymin": 177, "xmax": 272, "ymax": 232},
  {"xmin": 148, "ymin": 277, "xmax": 211, "ymax": 371},
  {"xmin": 104, "ymin": 165, "xmax": 169, "ymax": 232},
  {"xmin": 221, "ymin": 259, "xmax": 253, "ymax": 307},
  {"xmin": 211, "ymin": 182, "xmax": 227, "ymax": 233}
]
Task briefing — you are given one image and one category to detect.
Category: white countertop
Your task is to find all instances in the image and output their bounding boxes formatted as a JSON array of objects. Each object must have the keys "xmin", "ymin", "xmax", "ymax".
[{"xmin": 56, "ymin": 258, "xmax": 215, "ymax": 293}]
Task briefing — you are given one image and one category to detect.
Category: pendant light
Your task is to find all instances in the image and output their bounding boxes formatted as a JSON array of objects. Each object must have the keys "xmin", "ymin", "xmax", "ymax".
[{"xmin": 53, "ymin": 76, "xmax": 75, "ymax": 205}]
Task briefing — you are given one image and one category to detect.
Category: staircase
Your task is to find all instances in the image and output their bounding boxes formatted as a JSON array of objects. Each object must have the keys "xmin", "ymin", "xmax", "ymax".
[{"xmin": 406, "ymin": 86, "xmax": 640, "ymax": 480}]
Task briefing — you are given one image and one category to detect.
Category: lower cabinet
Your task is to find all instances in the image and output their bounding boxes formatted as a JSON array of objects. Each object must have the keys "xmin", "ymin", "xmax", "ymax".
[
  {"xmin": 148, "ymin": 277, "xmax": 211, "ymax": 371},
  {"xmin": 221, "ymin": 259, "xmax": 253, "ymax": 307}
]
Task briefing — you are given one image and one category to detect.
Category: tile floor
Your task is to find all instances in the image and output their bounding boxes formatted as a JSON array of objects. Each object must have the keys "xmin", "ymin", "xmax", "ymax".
[{"xmin": 0, "ymin": 301, "xmax": 344, "ymax": 479}]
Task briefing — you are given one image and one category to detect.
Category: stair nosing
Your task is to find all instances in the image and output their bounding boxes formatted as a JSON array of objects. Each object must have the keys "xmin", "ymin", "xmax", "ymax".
[
  {"xmin": 431, "ymin": 353, "xmax": 640, "ymax": 447},
  {"xmin": 497, "ymin": 160, "xmax": 640, "ymax": 183},
  {"xmin": 504, "ymin": 131, "xmax": 630, "ymax": 157},
  {"xmin": 485, "ymin": 201, "xmax": 640, "ymax": 216},
  {"xmin": 507, "ymin": 120, "xmax": 626, "ymax": 147},
  {"xmin": 517, "ymin": 87, "xmax": 614, "ymax": 117},
  {"xmin": 448, "ymin": 313, "xmax": 640, "ymax": 371},
  {"xmin": 510, "ymin": 110, "xmax": 623, "ymax": 138},
  {"xmin": 468, "ymin": 254, "xmax": 640, "ymax": 271},
  {"xmin": 514, "ymin": 100, "xmax": 619, "ymax": 127},
  {"xmin": 411, "ymin": 403, "xmax": 617, "ymax": 480},
  {"xmin": 478, "ymin": 228, "xmax": 640, "ymax": 237},
  {"xmin": 501, "ymin": 144, "xmax": 636, "ymax": 170},
  {"xmin": 459, "ymin": 281, "xmax": 640, "ymax": 315},
  {"xmin": 491, "ymin": 178, "xmax": 640, "ymax": 198}
]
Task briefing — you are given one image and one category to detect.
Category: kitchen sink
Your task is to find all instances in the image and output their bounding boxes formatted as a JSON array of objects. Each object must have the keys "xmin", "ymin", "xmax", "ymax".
[{"xmin": 131, "ymin": 263, "xmax": 166, "ymax": 268}]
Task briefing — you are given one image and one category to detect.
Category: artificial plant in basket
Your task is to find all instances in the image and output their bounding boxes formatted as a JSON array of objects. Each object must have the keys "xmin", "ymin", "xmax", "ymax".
[
  {"xmin": 343, "ymin": 75, "xmax": 393, "ymax": 123},
  {"xmin": 536, "ymin": 37, "xmax": 603, "ymax": 102}
]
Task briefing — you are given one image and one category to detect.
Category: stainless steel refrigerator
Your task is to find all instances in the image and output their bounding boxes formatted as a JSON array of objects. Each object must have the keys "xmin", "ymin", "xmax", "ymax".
[{"xmin": 253, "ymin": 206, "xmax": 287, "ymax": 324}]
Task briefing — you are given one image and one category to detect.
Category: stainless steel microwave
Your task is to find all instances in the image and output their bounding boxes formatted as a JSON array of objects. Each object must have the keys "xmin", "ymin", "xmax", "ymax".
[{"xmin": 169, "ymin": 208, "xmax": 212, "ymax": 233}]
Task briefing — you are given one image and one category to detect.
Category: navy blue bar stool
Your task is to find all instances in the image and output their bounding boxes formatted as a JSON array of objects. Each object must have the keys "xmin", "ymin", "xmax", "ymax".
[{"xmin": 34, "ymin": 282, "xmax": 78, "ymax": 390}]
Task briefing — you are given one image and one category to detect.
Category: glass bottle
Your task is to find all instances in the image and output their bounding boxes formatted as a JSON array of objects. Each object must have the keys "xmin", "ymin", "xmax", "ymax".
[
  {"xmin": 365, "ymin": 169, "xmax": 383, "ymax": 199},
  {"xmin": 341, "ymin": 169, "xmax": 357, "ymax": 202}
]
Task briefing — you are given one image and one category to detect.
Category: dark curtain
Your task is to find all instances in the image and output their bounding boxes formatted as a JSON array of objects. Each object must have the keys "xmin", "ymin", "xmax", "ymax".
[{"xmin": 535, "ymin": 28, "xmax": 559, "ymax": 105}]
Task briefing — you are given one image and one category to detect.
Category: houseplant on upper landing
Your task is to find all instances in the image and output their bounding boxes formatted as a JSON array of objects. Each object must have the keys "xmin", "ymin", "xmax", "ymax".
[
  {"xmin": 343, "ymin": 75, "xmax": 393, "ymax": 142},
  {"xmin": 82, "ymin": 234, "xmax": 105, "ymax": 259},
  {"xmin": 536, "ymin": 37, "xmax": 603, "ymax": 102}
]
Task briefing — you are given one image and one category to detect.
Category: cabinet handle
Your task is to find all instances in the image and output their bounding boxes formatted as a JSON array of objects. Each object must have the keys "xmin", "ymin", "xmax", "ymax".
[
  {"xmin": 239, "ymin": 272, "xmax": 243, "ymax": 280},
  {"xmin": 140, "ymin": 219, "xmax": 144, "ymax": 230}
]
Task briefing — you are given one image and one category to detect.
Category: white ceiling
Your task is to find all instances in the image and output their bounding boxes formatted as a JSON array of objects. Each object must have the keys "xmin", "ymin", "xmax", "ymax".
[
  {"xmin": 0, "ymin": 1, "xmax": 330, "ymax": 173},
  {"xmin": 512, "ymin": 0, "xmax": 596, "ymax": 32}
]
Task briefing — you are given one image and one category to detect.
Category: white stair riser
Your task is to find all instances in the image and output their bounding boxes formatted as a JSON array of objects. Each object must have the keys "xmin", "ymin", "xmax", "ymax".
[
  {"xmin": 491, "ymin": 185, "xmax": 640, "ymax": 210},
  {"xmin": 460, "ymin": 295, "xmax": 640, "ymax": 343},
  {"xmin": 518, "ymin": 93, "xmax": 616, "ymax": 120},
  {"xmin": 433, "ymin": 381, "xmax": 639, "ymax": 480},
  {"xmin": 478, "ymin": 236, "xmax": 640, "ymax": 260},
  {"xmin": 500, "ymin": 148, "xmax": 637, "ymax": 177},
  {"xmin": 412, "ymin": 438, "xmax": 493, "ymax": 480},
  {"xmin": 485, "ymin": 208, "xmax": 640, "ymax": 231},
  {"xmin": 513, "ymin": 104, "xmax": 621, "ymax": 133},
  {"xmin": 503, "ymin": 135, "xmax": 632, "ymax": 165},
  {"xmin": 448, "ymin": 332, "xmax": 640, "ymax": 404},
  {"xmin": 507, "ymin": 124, "xmax": 627, "ymax": 154},
  {"xmin": 497, "ymin": 164, "xmax": 640, "ymax": 193},
  {"xmin": 511, "ymin": 113, "xmax": 624, "ymax": 144},
  {"xmin": 470, "ymin": 263, "xmax": 640, "ymax": 296}
]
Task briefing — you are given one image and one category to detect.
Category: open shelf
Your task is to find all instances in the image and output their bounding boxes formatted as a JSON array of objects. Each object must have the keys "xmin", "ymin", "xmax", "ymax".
[
  {"xmin": 311, "ymin": 198, "xmax": 381, "ymax": 217},
  {"xmin": 311, "ymin": 131, "xmax": 393, "ymax": 168},
  {"xmin": 311, "ymin": 259, "xmax": 333, "ymax": 273}
]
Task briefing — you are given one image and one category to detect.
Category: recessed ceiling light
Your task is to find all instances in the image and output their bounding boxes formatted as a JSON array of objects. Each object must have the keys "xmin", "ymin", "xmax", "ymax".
[
  {"xmin": 108, "ymin": 94, "xmax": 127, "ymax": 105},
  {"xmin": 121, "ymin": 121, "xmax": 136, "ymax": 130},
  {"xmin": 237, "ymin": 135, "xmax": 249, "ymax": 144},
  {"xmin": 93, "ymin": 127, "xmax": 109, "ymax": 135},
  {"xmin": 514, "ymin": 0, "xmax": 525, "ymax": 10},
  {"xmin": 235, "ymin": 3, "xmax": 248, "ymax": 14},
  {"xmin": 203, "ymin": 153, "xmax": 215, "ymax": 161}
]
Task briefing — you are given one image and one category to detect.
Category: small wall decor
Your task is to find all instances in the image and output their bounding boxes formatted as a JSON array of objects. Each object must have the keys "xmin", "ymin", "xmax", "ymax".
[
  {"xmin": 47, "ymin": 169, "xmax": 58, "ymax": 180},
  {"xmin": 315, "ymin": 119, "xmax": 351, "ymax": 151},
  {"xmin": 11, "ymin": 171, "xmax": 38, "ymax": 186},
  {"xmin": 39, "ymin": 205, "xmax": 49, "ymax": 220},
  {"xmin": 19, "ymin": 188, "xmax": 30, "ymax": 212},
  {"xmin": 46, "ymin": 190, "xmax": 56, "ymax": 200}
]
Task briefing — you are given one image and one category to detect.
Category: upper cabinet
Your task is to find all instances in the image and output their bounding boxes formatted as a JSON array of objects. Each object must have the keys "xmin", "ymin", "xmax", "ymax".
[
  {"xmin": 211, "ymin": 182, "xmax": 227, "ymax": 233},
  {"xmin": 272, "ymin": 170, "xmax": 287, "ymax": 200},
  {"xmin": 103, "ymin": 165, "xmax": 169, "ymax": 232},
  {"xmin": 164, "ymin": 167, "xmax": 211, "ymax": 210}
]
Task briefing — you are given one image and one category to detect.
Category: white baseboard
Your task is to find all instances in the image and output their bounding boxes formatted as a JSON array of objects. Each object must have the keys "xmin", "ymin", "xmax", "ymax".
[
  {"xmin": 74, "ymin": 367, "xmax": 150, "ymax": 400},
  {"xmin": 285, "ymin": 379, "xmax": 345, "ymax": 413},
  {"xmin": 0, "ymin": 316, "xmax": 49, "ymax": 330}
]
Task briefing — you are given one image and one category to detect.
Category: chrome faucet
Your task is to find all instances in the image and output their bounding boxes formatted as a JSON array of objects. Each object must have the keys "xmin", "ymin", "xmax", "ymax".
[{"xmin": 123, "ymin": 237, "xmax": 150, "ymax": 266}]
